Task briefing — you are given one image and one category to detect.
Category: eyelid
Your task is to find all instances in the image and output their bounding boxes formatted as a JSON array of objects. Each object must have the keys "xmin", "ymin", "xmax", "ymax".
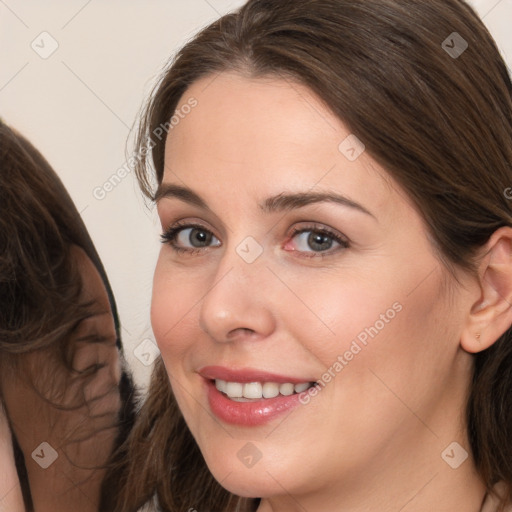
[
  {"xmin": 162, "ymin": 219, "xmax": 217, "ymax": 237},
  {"xmin": 157, "ymin": 204, "xmax": 227, "ymax": 236}
]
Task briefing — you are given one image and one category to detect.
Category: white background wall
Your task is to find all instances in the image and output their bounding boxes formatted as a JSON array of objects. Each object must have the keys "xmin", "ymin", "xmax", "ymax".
[{"xmin": 1, "ymin": 0, "xmax": 511, "ymax": 389}]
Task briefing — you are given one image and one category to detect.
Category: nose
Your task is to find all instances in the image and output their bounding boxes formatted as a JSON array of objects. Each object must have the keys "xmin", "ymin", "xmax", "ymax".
[{"xmin": 198, "ymin": 245, "xmax": 276, "ymax": 343}]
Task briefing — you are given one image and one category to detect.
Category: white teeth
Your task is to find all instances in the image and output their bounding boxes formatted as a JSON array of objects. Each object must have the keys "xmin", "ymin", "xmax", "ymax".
[
  {"xmin": 216, "ymin": 379, "xmax": 227, "ymax": 393},
  {"xmin": 262, "ymin": 382, "xmax": 280, "ymax": 398},
  {"xmin": 243, "ymin": 382, "xmax": 263, "ymax": 399},
  {"xmin": 279, "ymin": 383, "xmax": 294, "ymax": 396},
  {"xmin": 294, "ymin": 382, "xmax": 310, "ymax": 393},
  {"xmin": 225, "ymin": 382, "xmax": 243, "ymax": 398},
  {"xmin": 215, "ymin": 379, "xmax": 311, "ymax": 399}
]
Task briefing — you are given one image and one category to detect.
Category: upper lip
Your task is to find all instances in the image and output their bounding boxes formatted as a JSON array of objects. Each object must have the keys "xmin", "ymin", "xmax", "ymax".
[{"xmin": 199, "ymin": 365, "xmax": 314, "ymax": 384}]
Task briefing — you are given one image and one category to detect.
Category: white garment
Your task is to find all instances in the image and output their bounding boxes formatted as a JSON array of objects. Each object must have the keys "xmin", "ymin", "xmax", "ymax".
[{"xmin": 0, "ymin": 402, "xmax": 25, "ymax": 511}]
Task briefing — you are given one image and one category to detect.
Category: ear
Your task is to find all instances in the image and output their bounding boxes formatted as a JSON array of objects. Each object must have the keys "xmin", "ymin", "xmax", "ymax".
[{"xmin": 461, "ymin": 226, "xmax": 512, "ymax": 353}]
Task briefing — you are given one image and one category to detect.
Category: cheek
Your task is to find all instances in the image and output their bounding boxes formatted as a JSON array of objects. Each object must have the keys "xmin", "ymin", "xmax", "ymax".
[
  {"xmin": 150, "ymin": 257, "xmax": 200, "ymax": 362},
  {"xmin": 323, "ymin": 268, "xmax": 454, "ymax": 414},
  {"xmin": 283, "ymin": 258, "xmax": 451, "ymax": 392},
  {"xmin": 150, "ymin": 260, "xmax": 204, "ymax": 420},
  {"xmin": 277, "ymin": 267, "xmax": 407, "ymax": 367}
]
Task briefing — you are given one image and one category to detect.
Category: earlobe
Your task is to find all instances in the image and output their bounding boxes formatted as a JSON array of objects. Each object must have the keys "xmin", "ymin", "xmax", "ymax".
[{"xmin": 461, "ymin": 227, "xmax": 512, "ymax": 354}]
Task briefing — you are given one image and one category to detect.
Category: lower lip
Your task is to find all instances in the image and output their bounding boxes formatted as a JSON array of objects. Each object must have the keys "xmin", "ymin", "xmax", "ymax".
[{"xmin": 206, "ymin": 380, "xmax": 304, "ymax": 426}]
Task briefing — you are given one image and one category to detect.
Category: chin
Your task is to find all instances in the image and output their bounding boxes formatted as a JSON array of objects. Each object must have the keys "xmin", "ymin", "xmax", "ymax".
[
  {"xmin": 210, "ymin": 469, "xmax": 283, "ymax": 499},
  {"xmin": 200, "ymin": 449, "xmax": 301, "ymax": 499}
]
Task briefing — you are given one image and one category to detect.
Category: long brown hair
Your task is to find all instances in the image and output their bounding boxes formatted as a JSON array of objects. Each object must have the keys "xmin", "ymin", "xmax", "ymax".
[
  {"xmin": 112, "ymin": 1, "xmax": 512, "ymax": 510},
  {"xmin": 0, "ymin": 120, "xmax": 136, "ymax": 510}
]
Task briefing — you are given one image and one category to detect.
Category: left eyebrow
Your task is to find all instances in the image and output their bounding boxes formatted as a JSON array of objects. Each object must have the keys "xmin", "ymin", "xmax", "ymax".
[
  {"xmin": 154, "ymin": 184, "xmax": 375, "ymax": 220},
  {"xmin": 260, "ymin": 191, "xmax": 376, "ymax": 219}
]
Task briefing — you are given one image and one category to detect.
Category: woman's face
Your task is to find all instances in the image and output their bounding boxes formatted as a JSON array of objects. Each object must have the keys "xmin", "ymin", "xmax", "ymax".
[{"xmin": 152, "ymin": 72, "xmax": 477, "ymax": 503}]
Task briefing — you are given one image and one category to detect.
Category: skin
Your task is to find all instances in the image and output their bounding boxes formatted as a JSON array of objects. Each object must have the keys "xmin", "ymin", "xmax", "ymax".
[
  {"xmin": 152, "ymin": 71, "xmax": 512, "ymax": 512},
  {"xmin": 0, "ymin": 402, "xmax": 24, "ymax": 511},
  {"xmin": 1, "ymin": 246, "xmax": 121, "ymax": 512}
]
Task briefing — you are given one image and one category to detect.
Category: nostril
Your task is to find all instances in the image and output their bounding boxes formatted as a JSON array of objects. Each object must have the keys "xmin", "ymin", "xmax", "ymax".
[{"xmin": 227, "ymin": 327, "xmax": 256, "ymax": 340}]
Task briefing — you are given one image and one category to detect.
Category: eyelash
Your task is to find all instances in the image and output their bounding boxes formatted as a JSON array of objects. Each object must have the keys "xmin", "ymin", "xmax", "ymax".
[
  {"xmin": 160, "ymin": 221, "xmax": 214, "ymax": 256},
  {"xmin": 160, "ymin": 221, "xmax": 350, "ymax": 258}
]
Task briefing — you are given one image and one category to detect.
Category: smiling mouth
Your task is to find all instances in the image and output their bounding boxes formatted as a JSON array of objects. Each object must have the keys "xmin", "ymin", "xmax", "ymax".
[{"xmin": 214, "ymin": 379, "xmax": 316, "ymax": 401}]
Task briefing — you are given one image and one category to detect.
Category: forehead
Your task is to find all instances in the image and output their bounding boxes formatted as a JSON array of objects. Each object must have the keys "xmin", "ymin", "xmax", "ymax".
[
  {"xmin": 163, "ymin": 72, "xmax": 405, "ymax": 221},
  {"xmin": 168, "ymin": 71, "xmax": 342, "ymax": 159}
]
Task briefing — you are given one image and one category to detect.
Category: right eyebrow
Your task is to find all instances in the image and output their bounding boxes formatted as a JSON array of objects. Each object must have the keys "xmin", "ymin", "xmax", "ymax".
[{"xmin": 154, "ymin": 183, "xmax": 213, "ymax": 214}]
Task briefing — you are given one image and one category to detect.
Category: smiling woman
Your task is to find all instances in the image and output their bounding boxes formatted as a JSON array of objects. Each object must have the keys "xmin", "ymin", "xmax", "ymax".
[{"xmin": 109, "ymin": 0, "xmax": 512, "ymax": 511}]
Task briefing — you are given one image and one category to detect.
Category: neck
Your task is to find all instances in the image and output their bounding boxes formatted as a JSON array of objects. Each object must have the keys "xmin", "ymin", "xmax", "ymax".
[
  {"xmin": 256, "ymin": 398, "xmax": 487, "ymax": 512},
  {"xmin": 257, "ymin": 460, "xmax": 486, "ymax": 512}
]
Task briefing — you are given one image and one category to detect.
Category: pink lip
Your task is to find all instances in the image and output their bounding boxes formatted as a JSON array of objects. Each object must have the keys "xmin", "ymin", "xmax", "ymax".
[
  {"xmin": 199, "ymin": 366, "xmax": 311, "ymax": 427},
  {"xmin": 205, "ymin": 380, "xmax": 304, "ymax": 426}
]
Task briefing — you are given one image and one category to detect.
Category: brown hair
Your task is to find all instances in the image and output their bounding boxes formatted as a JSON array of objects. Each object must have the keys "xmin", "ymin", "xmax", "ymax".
[
  {"xmin": 0, "ymin": 120, "xmax": 136, "ymax": 510},
  {"xmin": 112, "ymin": 0, "xmax": 512, "ymax": 510}
]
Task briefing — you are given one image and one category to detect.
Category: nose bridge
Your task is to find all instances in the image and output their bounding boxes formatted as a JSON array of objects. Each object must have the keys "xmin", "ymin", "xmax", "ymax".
[{"xmin": 198, "ymin": 235, "xmax": 274, "ymax": 342}]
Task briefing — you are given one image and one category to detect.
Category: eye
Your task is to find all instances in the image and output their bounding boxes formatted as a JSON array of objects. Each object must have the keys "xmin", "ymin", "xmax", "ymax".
[
  {"xmin": 285, "ymin": 225, "xmax": 349, "ymax": 257},
  {"xmin": 160, "ymin": 222, "xmax": 221, "ymax": 254}
]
